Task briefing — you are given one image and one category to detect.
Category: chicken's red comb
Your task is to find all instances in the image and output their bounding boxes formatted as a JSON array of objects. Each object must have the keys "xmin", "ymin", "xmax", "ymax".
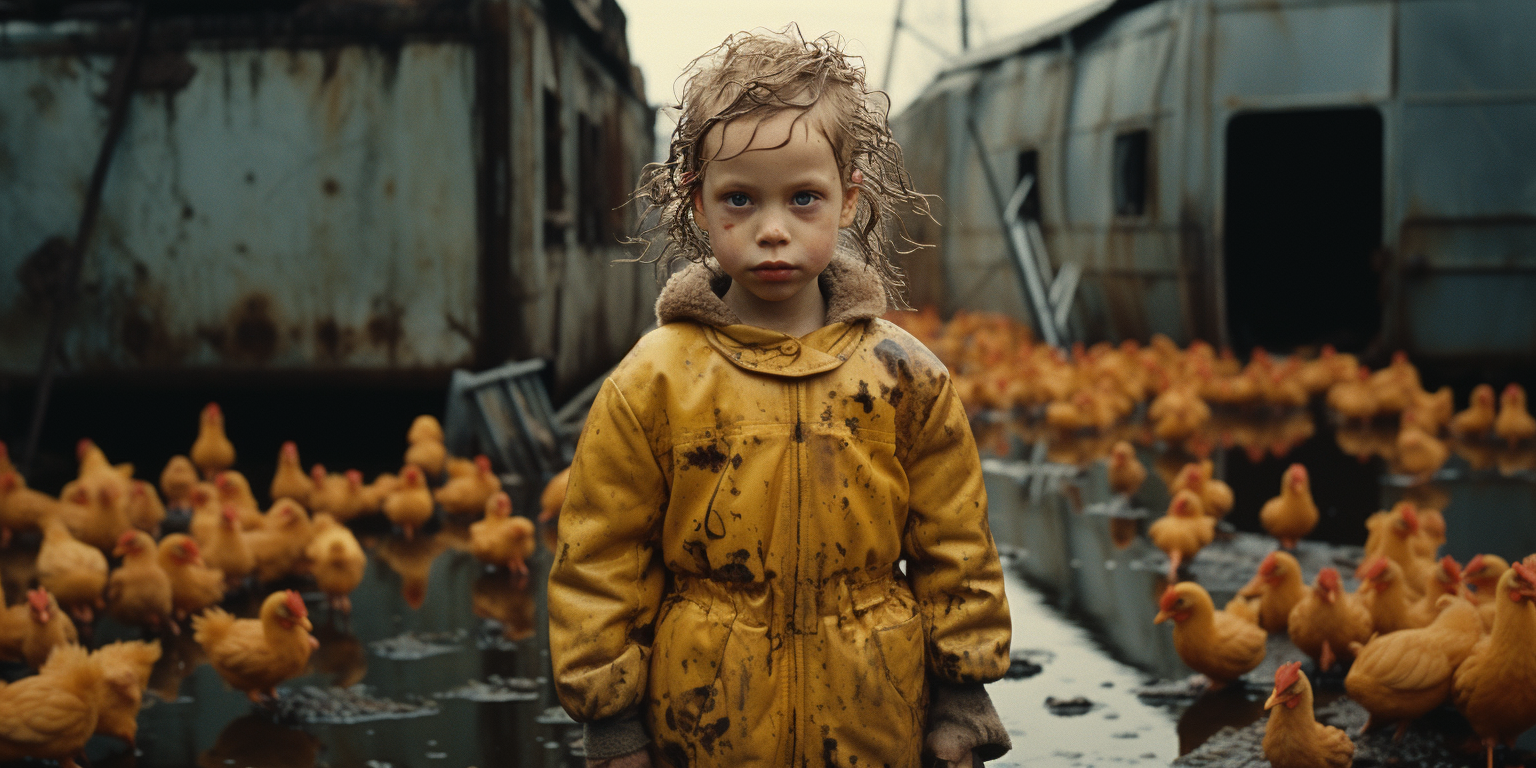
[
  {"xmin": 204, "ymin": 402, "xmax": 222, "ymax": 416},
  {"xmin": 1511, "ymin": 561, "xmax": 1536, "ymax": 587},
  {"xmin": 1399, "ymin": 504, "xmax": 1420, "ymax": 533},
  {"xmin": 1358, "ymin": 556, "xmax": 1389, "ymax": 581},
  {"xmin": 1505, "ymin": 383, "xmax": 1525, "ymax": 398},
  {"xmin": 282, "ymin": 441, "xmax": 298, "ymax": 455},
  {"xmin": 215, "ymin": 473, "xmax": 231, "ymax": 489},
  {"xmin": 181, "ymin": 538, "xmax": 202, "ymax": 558},
  {"xmin": 0, "ymin": 440, "xmax": 8, "ymax": 458},
  {"xmin": 1158, "ymin": 586, "xmax": 1181, "ymax": 613},
  {"xmin": 1259, "ymin": 551, "xmax": 1279, "ymax": 576},
  {"xmin": 117, "ymin": 530, "xmax": 138, "ymax": 549},
  {"xmin": 76, "ymin": 438, "xmax": 94, "ymax": 458},
  {"xmin": 27, "ymin": 588, "xmax": 49, "ymax": 610},
  {"xmin": 1439, "ymin": 556, "xmax": 1461, "ymax": 581},
  {"xmin": 1321, "ymin": 344, "xmax": 1336, "ymax": 357},
  {"xmin": 475, "ymin": 455, "xmax": 492, "ymax": 473},
  {"xmin": 311, "ymin": 464, "xmax": 327, "ymax": 480},
  {"xmin": 221, "ymin": 504, "xmax": 239, "ymax": 521},
  {"xmin": 1467, "ymin": 554, "xmax": 1486, "ymax": 573},
  {"xmin": 403, "ymin": 466, "xmax": 421, "ymax": 481},
  {"xmin": 1273, "ymin": 661, "xmax": 1303, "ymax": 691},
  {"xmin": 284, "ymin": 590, "xmax": 308, "ymax": 619},
  {"xmin": 1287, "ymin": 464, "xmax": 1308, "ymax": 483},
  {"xmin": 346, "ymin": 469, "xmax": 363, "ymax": 485},
  {"xmin": 1316, "ymin": 567, "xmax": 1341, "ymax": 591}
]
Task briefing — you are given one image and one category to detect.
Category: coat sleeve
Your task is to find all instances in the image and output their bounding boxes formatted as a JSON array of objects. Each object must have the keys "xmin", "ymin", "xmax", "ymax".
[
  {"xmin": 901, "ymin": 376, "xmax": 1012, "ymax": 684},
  {"xmin": 548, "ymin": 377, "xmax": 668, "ymax": 723}
]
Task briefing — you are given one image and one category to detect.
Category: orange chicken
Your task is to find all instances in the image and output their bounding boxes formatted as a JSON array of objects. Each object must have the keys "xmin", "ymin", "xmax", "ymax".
[
  {"xmin": 0, "ymin": 644, "xmax": 136, "ymax": 768},
  {"xmin": 37, "ymin": 517, "xmax": 107, "ymax": 624},
  {"xmin": 1234, "ymin": 550, "xmax": 1307, "ymax": 634},
  {"xmin": 1362, "ymin": 502, "xmax": 1435, "ymax": 595},
  {"xmin": 0, "ymin": 470, "xmax": 58, "ymax": 544},
  {"xmin": 1260, "ymin": 463, "xmax": 1318, "ymax": 550},
  {"xmin": 1262, "ymin": 662, "xmax": 1355, "ymax": 768},
  {"xmin": 308, "ymin": 465, "xmax": 367, "ymax": 522},
  {"xmin": 1461, "ymin": 553, "xmax": 1509, "ymax": 631},
  {"xmin": 1148, "ymin": 490, "xmax": 1215, "ymax": 580},
  {"xmin": 405, "ymin": 437, "xmax": 447, "ymax": 480},
  {"xmin": 1451, "ymin": 384, "xmax": 1498, "ymax": 439},
  {"xmin": 0, "ymin": 589, "xmax": 79, "ymax": 671},
  {"xmin": 470, "ymin": 491, "xmax": 536, "ymax": 577},
  {"xmin": 193, "ymin": 589, "xmax": 318, "ymax": 704},
  {"xmin": 125, "ymin": 480, "xmax": 165, "ymax": 536},
  {"xmin": 247, "ymin": 498, "xmax": 313, "ymax": 583},
  {"xmin": 1395, "ymin": 411, "xmax": 1449, "ymax": 481},
  {"xmin": 106, "ymin": 530, "xmax": 175, "ymax": 634},
  {"xmin": 383, "ymin": 466, "xmax": 435, "ymax": 539},
  {"xmin": 196, "ymin": 506, "xmax": 254, "ymax": 588},
  {"xmin": 90, "ymin": 640, "xmax": 161, "ymax": 747},
  {"xmin": 190, "ymin": 402, "xmax": 236, "ymax": 479},
  {"xmin": 159, "ymin": 455, "xmax": 199, "ymax": 511},
  {"xmin": 433, "ymin": 455, "xmax": 501, "ymax": 516},
  {"xmin": 58, "ymin": 481, "xmax": 130, "ymax": 553},
  {"xmin": 1154, "ymin": 581, "xmax": 1267, "ymax": 690},
  {"xmin": 269, "ymin": 442, "xmax": 314, "ymax": 506},
  {"xmin": 1494, "ymin": 383, "xmax": 1536, "ymax": 446},
  {"xmin": 538, "ymin": 466, "xmax": 571, "ymax": 523},
  {"xmin": 215, "ymin": 471, "xmax": 265, "ymax": 530},
  {"xmin": 305, "ymin": 514, "xmax": 366, "ymax": 615},
  {"xmin": 1288, "ymin": 567, "xmax": 1372, "ymax": 672},
  {"xmin": 358, "ymin": 471, "xmax": 400, "ymax": 516},
  {"xmin": 1345, "ymin": 595, "xmax": 1482, "ymax": 737},
  {"xmin": 1452, "ymin": 561, "xmax": 1536, "ymax": 768},
  {"xmin": 1171, "ymin": 460, "xmax": 1234, "ymax": 519},
  {"xmin": 408, "ymin": 414, "xmax": 445, "ymax": 444},
  {"xmin": 157, "ymin": 533, "xmax": 225, "ymax": 620},
  {"xmin": 1106, "ymin": 441, "xmax": 1146, "ymax": 498},
  {"xmin": 1357, "ymin": 556, "xmax": 1435, "ymax": 634},
  {"xmin": 1327, "ymin": 368, "xmax": 1378, "ymax": 424}
]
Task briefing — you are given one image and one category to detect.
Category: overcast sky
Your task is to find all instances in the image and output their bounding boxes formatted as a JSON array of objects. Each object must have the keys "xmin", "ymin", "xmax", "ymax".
[{"xmin": 621, "ymin": 0, "xmax": 1098, "ymax": 126}]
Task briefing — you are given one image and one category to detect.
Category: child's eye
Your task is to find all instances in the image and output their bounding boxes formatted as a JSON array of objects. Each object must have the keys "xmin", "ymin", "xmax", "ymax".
[
  {"xmin": 792, "ymin": 191, "xmax": 818, "ymax": 206},
  {"xmin": 725, "ymin": 193, "xmax": 751, "ymax": 207}
]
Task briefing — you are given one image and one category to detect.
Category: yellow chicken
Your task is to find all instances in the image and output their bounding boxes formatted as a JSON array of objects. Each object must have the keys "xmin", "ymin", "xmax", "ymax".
[
  {"xmin": 305, "ymin": 514, "xmax": 366, "ymax": 615},
  {"xmin": 383, "ymin": 466, "xmax": 435, "ymax": 540},
  {"xmin": 193, "ymin": 590, "xmax": 318, "ymax": 704},
  {"xmin": 107, "ymin": 530, "xmax": 175, "ymax": 635},
  {"xmin": 0, "ymin": 644, "xmax": 138, "ymax": 767},
  {"xmin": 1452, "ymin": 561, "xmax": 1536, "ymax": 768},
  {"xmin": 190, "ymin": 402, "xmax": 236, "ymax": 479},
  {"xmin": 1147, "ymin": 490, "xmax": 1215, "ymax": 581},
  {"xmin": 1288, "ymin": 567, "xmax": 1372, "ymax": 672},
  {"xmin": 1494, "ymin": 383, "xmax": 1536, "ymax": 446},
  {"xmin": 433, "ymin": 455, "xmax": 501, "ymax": 516},
  {"xmin": 37, "ymin": 517, "xmax": 108, "ymax": 624},
  {"xmin": 1260, "ymin": 463, "xmax": 1318, "ymax": 550},
  {"xmin": 1346, "ymin": 595, "xmax": 1482, "ymax": 737},
  {"xmin": 1451, "ymin": 384, "xmax": 1498, "ymax": 439},
  {"xmin": 90, "ymin": 640, "xmax": 161, "ymax": 748},
  {"xmin": 247, "ymin": 499, "xmax": 314, "ymax": 584},
  {"xmin": 269, "ymin": 442, "xmax": 314, "ymax": 506},
  {"xmin": 1262, "ymin": 662, "xmax": 1355, "ymax": 768},
  {"xmin": 1154, "ymin": 581, "xmax": 1267, "ymax": 690},
  {"xmin": 157, "ymin": 533, "xmax": 225, "ymax": 621},
  {"xmin": 470, "ymin": 491, "xmax": 537, "ymax": 577}
]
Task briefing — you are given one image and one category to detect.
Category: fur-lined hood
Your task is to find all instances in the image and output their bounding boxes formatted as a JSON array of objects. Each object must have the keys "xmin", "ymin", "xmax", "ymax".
[{"xmin": 654, "ymin": 253, "xmax": 890, "ymax": 329}]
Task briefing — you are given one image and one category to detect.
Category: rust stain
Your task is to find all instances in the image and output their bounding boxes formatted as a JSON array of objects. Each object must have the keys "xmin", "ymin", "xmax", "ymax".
[
  {"xmin": 314, "ymin": 317, "xmax": 357, "ymax": 362},
  {"xmin": 365, "ymin": 297, "xmax": 406, "ymax": 363},
  {"xmin": 135, "ymin": 51, "xmax": 197, "ymax": 94},
  {"xmin": 322, "ymin": 178, "xmax": 341, "ymax": 196},
  {"xmin": 229, "ymin": 293, "xmax": 279, "ymax": 362}
]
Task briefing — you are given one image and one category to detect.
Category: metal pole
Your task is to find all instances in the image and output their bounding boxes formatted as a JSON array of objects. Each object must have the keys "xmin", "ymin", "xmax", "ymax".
[
  {"xmin": 959, "ymin": 0, "xmax": 970, "ymax": 51},
  {"xmin": 881, "ymin": 0, "xmax": 907, "ymax": 93},
  {"xmin": 967, "ymin": 117, "xmax": 1061, "ymax": 348},
  {"xmin": 22, "ymin": 5, "xmax": 149, "ymax": 472}
]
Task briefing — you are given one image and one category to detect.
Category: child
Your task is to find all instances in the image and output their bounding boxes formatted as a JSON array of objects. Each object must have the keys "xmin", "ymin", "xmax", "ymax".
[{"xmin": 549, "ymin": 27, "xmax": 1012, "ymax": 768}]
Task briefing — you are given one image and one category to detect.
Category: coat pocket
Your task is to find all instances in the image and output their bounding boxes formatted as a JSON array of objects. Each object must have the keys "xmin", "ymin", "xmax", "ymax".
[{"xmin": 648, "ymin": 598, "xmax": 734, "ymax": 747}]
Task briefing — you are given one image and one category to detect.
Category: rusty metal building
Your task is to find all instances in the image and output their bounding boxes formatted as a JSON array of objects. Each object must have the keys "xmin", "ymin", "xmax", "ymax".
[
  {"xmin": 0, "ymin": 0, "xmax": 656, "ymax": 402},
  {"xmin": 893, "ymin": 0, "xmax": 1535, "ymax": 366}
]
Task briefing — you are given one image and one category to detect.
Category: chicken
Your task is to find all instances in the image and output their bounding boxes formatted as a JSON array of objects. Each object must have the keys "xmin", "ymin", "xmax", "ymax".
[
  {"xmin": 383, "ymin": 465, "xmax": 435, "ymax": 539},
  {"xmin": 1262, "ymin": 661, "xmax": 1355, "ymax": 768},
  {"xmin": 196, "ymin": 506, "xmax": 254, "ymax": 588},
  {"xmin": 125, "ymin": 480, "xmax": 165, "ymax": 536},
  {"xmin": 36, "ymin": 517, "xmax": 107, "ymax": 624},
  {"xmin": 0, "ymin": 644, "xmax": 136, "ymax": 768},
  {"xmin": 1326, "ymin": 368, "xmax": 1378, "ymax": 424},
  {"xmin": 1148, "ymin": 490, "xmax": 1215, "ymax": 580},
  {"xmin": 1394, "ymin": 411, "xmax": 1448, "ymax": 482},
  {"xmin": 0, "ymin": 588, "xmax": 79, "ymax": 671},
  {"xmin": 247, "ymin": 498, "xmax": 313, "ymax": 584},
  {"xmin": 305, "ymin": 514, "xmax": 366, "ymax": 615},
  {"xmin": 358, "ymin": 471, "xmax": 400, "ymax": 516},
  {"xmin": 404, "ymin": 436, "xmax": 447, "ymax": 480},
  {"xmin": 1362, "ymin": 502, "xmax": 1435, "ymax": 595},
  {"xmin": 107, "ymin": 530, "xmax": 175, "ymax": 634},
  {"xmin": 1494, "ymin": 383, "xmax": 1536, "ymax": 446},
  {"xmin": 470, "ymin": 491, "xmax": 537, "ymax": 578},
  {"xmin": 433, "ymin": 455, "xmax": 501, "ymax": 516},
  {"xmin": 157, "ymin": 533, "xmax": 226, "ymax": 620},
  {"xmin": 1235, "ymin": 550, "xmax": 1307, "ymax": 634},
  {"xmin": 191, "ymin": 402, "xmax": 236, "ymax": 479},
  {"xmin": 59, "ymin": 481, "xmax": 130, "ymax": 553},
  {"xmin": 538, "ymin": 466, "xmax": 571, "ymax": 523},
  {"xmin": 308, "ymin": 465, "xmax": 368, "ymax": 522},
  {"xmin": 1106, "ymin": 440, "xmax": 1146, "ymax": 498},
  {"xmin": 1356, "ymin": 556, "xmax": 1435, "ymax": 634},
  {"xmin": 215, "ymin": 471, "xmax": 265, "ymax": 530},
  {"xmin": 1260, "ymin": 463, "xmax": 1318, "ymax": 550},
  {"xmin": 1170, "ymin": 460, "xmax": 1234, "ymax": 519},
  {"xmin": 408, "ymin": 414, "xmax": 444, "ymax": 444},
  {"xmin": 269, "ymin": 442, "xmax": 314, "ymax": 506},
  {"xmin": 1288, "ymin": 567, "xmax": 1372, "ymax": 672},
  {"xmin": 1450, "ymin": 384, "xmax": 1497, "ymax": 439},
  {"xmin": 0, "ymin": 470, "xmax": 58, "ymax": 545},
  {"xmin": 0, "ymin": 441, "xmax": 10, "ymax": 476},
  {"xmin": 159, "ymin": 455, "xmax": 200, "ymax": 513},
  {"xmin": 192, "ymin": 589, "xmax": 318, "ymax": 704},
  {"xmin": 1452, "ymin": 561, "xmax": 1536, "ymax": 768},
  {"xmin": 1345, "ymin": 595, "xmax": 1482, "ymax": 737},
  {"xmin": 90, "ymin": 640, "xmax": 161, "ymax": 747},
  {"xmin": 1154, "ymin": 581, "xmax": 1267, "ymax": 690},
  {"xmin": 1462, "ymin": 553, "xmax": 1509, "ymax": 631},
  {"xmin": 1150, "ymin": 384, "xmax": 1211, "ymax": 442}
]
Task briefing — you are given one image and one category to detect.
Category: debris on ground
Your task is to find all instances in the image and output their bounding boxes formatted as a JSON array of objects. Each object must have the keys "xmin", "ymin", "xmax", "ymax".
[
  {"xmin": 434, "ymin": 674, "xmax": 540, "ymax": 702},
  {"xmin": 1005, "ymin": 649, "xmax": 1048, "ymax": 679},
  {"xmin": 370, "ymin": 630, "xmax": 466, "ymax": 660},
  {"xmin": 536, "ymin": 706, "xmax": 578, "ymax": 725},
  {"xmin": 1044, "ymin": 696, "xmax": 1096, "ymax": 716},
  {"xmin": 275, "ymin": 685, "xmax": 439, "ymax": 724}
]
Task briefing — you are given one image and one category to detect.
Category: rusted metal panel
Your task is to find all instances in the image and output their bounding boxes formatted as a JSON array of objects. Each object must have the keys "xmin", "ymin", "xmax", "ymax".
[{"xmin": 1212, "ymin": 2, "xmax": 1393, "ymax": 108}]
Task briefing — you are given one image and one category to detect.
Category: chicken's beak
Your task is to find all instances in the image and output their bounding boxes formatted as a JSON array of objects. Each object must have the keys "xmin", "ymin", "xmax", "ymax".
[
  {"xmin": 1264, "ymin": 689, "xmax": 1288, "ymax": 710},
  {"xmin": 301, "ymin": 616, "xmax": 313, "ymax": 632},
  {"xmin": 1153, "ymin": 610, "xmax": 1171, "ymax": 624}
]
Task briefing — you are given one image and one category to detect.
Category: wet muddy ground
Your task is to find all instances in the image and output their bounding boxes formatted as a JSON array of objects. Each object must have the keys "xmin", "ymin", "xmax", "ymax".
[{"xmin": 2, "ymin": 401, "xmax": 1535, "ymax": 767}]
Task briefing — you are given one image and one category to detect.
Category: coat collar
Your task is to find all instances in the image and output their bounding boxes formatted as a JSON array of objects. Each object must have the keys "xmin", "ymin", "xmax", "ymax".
[{"xmin": 653, "ymin": 253, "xmax": 890, "ymax": 377}]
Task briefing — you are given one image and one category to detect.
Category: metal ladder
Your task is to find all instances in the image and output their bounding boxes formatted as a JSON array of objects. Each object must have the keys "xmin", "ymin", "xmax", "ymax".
[{"xmin": 444, "ymin": 359, "xmax": 575, "ymax": 490}]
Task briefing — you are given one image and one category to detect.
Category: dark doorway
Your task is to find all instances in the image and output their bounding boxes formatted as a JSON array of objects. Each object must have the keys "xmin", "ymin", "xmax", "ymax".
[{"xmin": 1224, "ymin": 108, "xmax": 1383, "ymax": 353}]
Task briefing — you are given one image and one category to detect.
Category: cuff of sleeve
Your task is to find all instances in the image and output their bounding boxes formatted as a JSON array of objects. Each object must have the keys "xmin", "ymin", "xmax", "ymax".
[
  {"xmin": 926, "ymin": 682, "xmax": 1012, "ymax": 762},
  {"xmin": 583, "ymin": 710, "xmax": 650, "ymax": 761}
]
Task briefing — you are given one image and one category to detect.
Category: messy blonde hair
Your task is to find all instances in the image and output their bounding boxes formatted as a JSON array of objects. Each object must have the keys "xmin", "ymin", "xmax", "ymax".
[{"xmin": 628, "ymin": 25, "xmax": 931, "ymax": 304}]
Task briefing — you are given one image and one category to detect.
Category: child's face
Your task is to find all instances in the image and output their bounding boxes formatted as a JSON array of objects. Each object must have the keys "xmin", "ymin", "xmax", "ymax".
[{"xmin": 693, "ymin": 109, "xmax": 859, "ymax": 309}]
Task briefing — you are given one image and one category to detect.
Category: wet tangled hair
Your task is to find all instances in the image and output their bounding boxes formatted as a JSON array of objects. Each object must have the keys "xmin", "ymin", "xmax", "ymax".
[{"xmin": 626, "ymin": 25, "xmax": 932, "ymax": 305}]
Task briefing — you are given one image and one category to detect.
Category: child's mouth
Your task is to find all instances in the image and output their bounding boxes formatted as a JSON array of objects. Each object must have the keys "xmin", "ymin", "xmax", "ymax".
[{"xmin": 751, "ymin": 262, "xmax": 797, "ymax": 281}]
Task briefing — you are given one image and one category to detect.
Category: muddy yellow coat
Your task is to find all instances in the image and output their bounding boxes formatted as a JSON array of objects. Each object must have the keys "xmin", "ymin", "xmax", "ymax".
[{"xmin": 549, "ymin": 261, "xmax": 1011, "ymax": 767}]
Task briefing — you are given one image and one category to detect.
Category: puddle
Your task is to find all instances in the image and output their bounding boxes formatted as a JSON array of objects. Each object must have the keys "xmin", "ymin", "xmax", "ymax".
[{"xmin": 277, "ymin": 685, "xmax": 440, "ymax": 724}]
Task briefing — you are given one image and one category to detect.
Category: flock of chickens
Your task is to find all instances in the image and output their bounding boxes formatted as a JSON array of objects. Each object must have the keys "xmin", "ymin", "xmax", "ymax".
[{"xmin": 0, "ymin": 405, "xmax": 569, "ymax": 768}]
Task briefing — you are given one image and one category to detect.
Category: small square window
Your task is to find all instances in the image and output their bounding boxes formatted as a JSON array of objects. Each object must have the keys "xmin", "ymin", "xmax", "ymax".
[{"xmin": 1114, "ymin": 130, "xmax": 1150, "ymax": 217}]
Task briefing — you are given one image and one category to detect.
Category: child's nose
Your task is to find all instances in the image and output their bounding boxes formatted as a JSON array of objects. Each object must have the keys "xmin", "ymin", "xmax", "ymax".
[{"xmin": 756, "ymin": 212, "xmax": 789, "ymax": 247}]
